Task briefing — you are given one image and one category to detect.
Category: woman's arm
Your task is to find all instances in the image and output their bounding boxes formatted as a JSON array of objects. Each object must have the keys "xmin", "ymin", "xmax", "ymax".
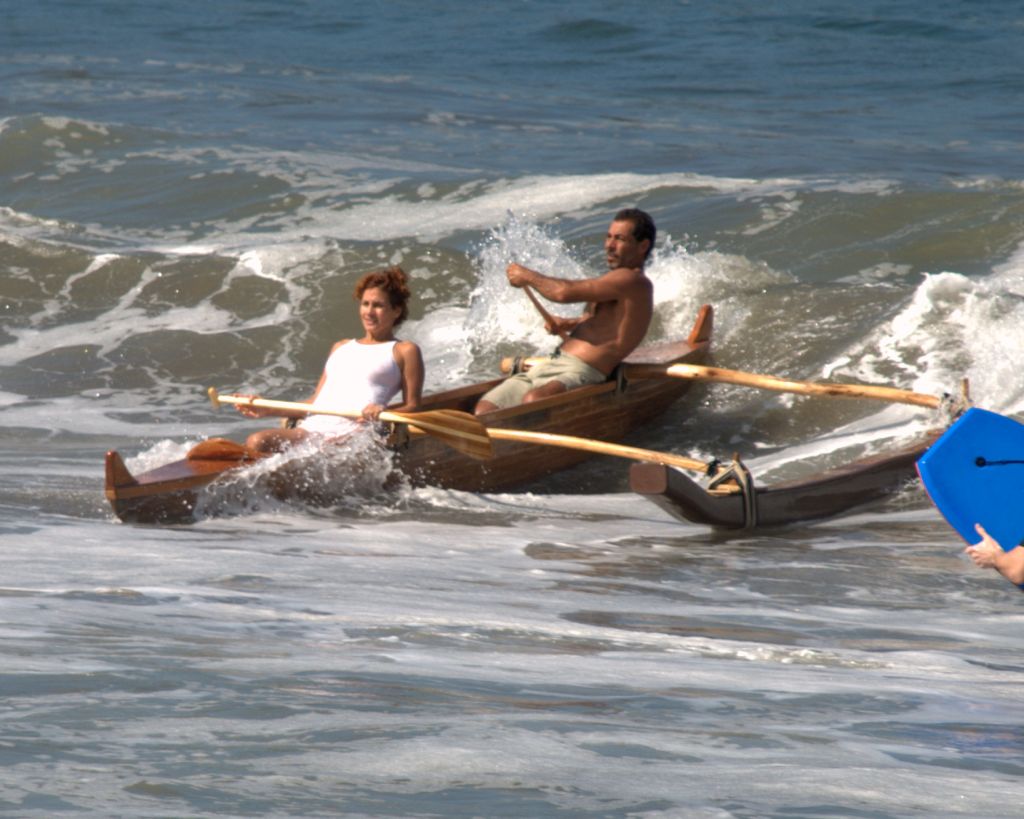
[{"xmin": 390, "ymin": 340, "xmax": 424, "ymax": 412}]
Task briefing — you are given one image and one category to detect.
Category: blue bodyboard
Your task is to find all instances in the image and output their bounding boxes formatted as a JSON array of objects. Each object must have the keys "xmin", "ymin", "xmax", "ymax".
[{"xmin": 917, "ymin": 407, "xmax": 1024, "ymax": 552}]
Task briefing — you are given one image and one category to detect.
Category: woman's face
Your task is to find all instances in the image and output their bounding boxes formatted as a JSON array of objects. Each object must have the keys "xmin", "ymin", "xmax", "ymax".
[{"xmin": 359, "ymin": 286, "xmax": 401, "ymax": 337}]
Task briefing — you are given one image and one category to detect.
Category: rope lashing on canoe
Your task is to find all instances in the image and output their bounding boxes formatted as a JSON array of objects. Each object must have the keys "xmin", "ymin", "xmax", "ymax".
[
  {"xmin": 614, "ymin": 365, "xmax": 628, "ymax": 394},
  {"xmin": 937, "ymin": 383, "xmax": 973, "ymax": 424},
  {"xmin": 707, "ymin": 453, "xmax": 757, "ymax": 528}
]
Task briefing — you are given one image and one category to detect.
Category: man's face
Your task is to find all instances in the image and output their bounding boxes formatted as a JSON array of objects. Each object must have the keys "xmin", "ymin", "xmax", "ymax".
[{"xmin": 605, "ymin": 219, "xmax": 649, "ymax": 270}]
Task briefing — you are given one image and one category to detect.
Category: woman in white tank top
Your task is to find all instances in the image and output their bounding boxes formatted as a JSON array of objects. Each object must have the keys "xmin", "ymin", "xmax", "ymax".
[{"xmin": 235, "ymin": 266, "xmax": 424, "ymax": 454}]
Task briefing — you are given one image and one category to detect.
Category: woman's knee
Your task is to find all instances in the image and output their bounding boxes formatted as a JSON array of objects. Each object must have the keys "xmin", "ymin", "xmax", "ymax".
[{"xmin": 247, "ymin": 429, "xmax": 283, "ymax": 453}]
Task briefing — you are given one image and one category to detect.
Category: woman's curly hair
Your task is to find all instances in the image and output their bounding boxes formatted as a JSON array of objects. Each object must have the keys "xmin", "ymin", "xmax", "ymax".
[{"xmin": 354, "ymin": 265, "xmax": 412, "ymax": 325}]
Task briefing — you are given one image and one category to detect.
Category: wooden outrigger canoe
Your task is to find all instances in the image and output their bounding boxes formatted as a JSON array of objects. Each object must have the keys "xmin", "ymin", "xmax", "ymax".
[
  {"xmin": 105, "ymin": 304, "xmax": 714, "ymax": 524},
  {"xmin": 629, "ymin": 430, "xmax": 942, "ymax": 529}
]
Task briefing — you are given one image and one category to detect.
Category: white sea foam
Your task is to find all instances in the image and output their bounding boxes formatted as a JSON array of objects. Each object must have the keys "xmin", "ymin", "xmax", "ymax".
[
  {"xmin": 0, "ymin": 127, "xmax": 903, "ymax": 267},
  {"xmin": 38, "ymin": 115, "xmax": 112, "ymax": 136},
  {"xmin": 830, "ymin": 269, "xmax": 1024, "ymax": 415},
  {"xmin": 281, "ymin": 171, "xmax": 889, "ymax": 244},
  {"xmin": 739, "ymin": 402, "xmax": 934, "ymax": 480},
  {"xmin": 0, "ymin": 277, "xmax": 237, "ymax": 365}
]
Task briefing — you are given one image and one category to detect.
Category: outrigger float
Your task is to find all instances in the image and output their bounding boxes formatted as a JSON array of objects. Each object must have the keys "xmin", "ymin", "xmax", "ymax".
[
  {"xmin": 627, "ymin": 367, "xmax": 969, "ymax": 529},
  {"xmin": 629, "ymin": 434, "xmax": 942, "ymax": 529}
]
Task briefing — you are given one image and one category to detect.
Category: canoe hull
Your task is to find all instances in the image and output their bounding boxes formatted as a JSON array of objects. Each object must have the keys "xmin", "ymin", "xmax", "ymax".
[
  {"xmin": 630, "ymin": 432, "xmax": 939, "ymax": 529},
  {"xmin": 104, "ymin": 444, "xmax": 257, "ymax": 524},
  {"xmin": 393, "ymin": 359, "xmax": 698, "ymax": 492},
  {"xmin": 106, "ymin": 305, "xmax": 714, "ymax": 524}
]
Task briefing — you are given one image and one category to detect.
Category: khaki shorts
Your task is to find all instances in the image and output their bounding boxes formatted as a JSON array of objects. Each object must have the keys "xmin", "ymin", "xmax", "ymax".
[{"xmin": 480, "ymin": 352, "xmax": 608, "ymax": 410}]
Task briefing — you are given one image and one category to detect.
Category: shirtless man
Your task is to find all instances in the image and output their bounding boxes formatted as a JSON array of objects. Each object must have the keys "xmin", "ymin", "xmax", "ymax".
[{"xmin": 475, "ymin": 208, "xmax": 655, "ymax": 414}]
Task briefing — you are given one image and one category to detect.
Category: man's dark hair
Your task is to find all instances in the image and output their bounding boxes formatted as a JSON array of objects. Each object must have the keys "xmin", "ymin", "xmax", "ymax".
[{"xmin": 614, "ymin": 208, "xmax": 656, "ymax": 262}]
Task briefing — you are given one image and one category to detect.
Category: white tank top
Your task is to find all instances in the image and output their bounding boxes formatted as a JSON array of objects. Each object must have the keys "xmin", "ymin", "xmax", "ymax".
[{"xmin": 299, "ymin": 340, "xmax": 402, "ymax": 436}]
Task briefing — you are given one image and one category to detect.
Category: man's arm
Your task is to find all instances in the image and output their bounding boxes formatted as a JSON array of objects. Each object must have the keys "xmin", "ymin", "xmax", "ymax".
[
  {"xmin": 544, "ymin": 313, "xmax": 590, "ymax": 338},
  {"xmin": 966, "ymin": 523, "xmax": 1024, "ymax": 585},
  {"xmin": 507, "ymin": 263, "xmax": 642, "ymax": 304},
  {"xmin": 523, "ymin": 284, "xmax": 585, "ymax": 338}
]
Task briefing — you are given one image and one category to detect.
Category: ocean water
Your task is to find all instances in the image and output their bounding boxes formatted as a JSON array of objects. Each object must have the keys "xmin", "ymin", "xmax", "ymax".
[{"xmin": 3, "ymin": 2, "xmax": 1024, "ymax": 816}]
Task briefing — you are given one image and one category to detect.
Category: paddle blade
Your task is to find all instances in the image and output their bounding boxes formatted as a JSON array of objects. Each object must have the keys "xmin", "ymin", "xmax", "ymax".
[{"xmin": 396, "ymin": 409, "xmax": 493, "ymax": 460}]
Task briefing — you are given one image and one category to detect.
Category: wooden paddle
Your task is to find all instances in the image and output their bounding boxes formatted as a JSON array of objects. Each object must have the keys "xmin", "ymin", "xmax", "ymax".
[
  {"xmin": 524, "ymin": 285, "xmax": 570, "ymax": 340},
  {"xmin": 207, "ymin": 388, "xmax": 494, "ymax": 460},
  {"xmin": 486, "ymin": 426, "xmax": 713, "ymax": 473}
]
